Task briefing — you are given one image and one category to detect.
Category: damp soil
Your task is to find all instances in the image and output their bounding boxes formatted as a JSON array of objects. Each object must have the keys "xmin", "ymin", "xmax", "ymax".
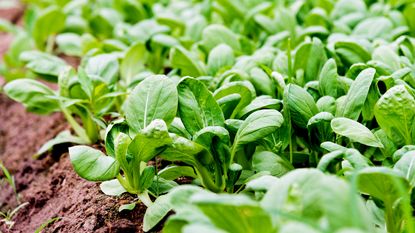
[
  {"xmin": 0, "ymin": 94, "xmax": 153, "ymax": 233},
  {"xmin": 0, "ymin": 5, "xmax": 152, "ymax": 233}
]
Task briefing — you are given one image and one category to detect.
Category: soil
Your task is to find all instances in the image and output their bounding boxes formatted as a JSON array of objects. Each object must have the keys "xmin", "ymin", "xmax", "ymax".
[
  {"xmin": 0, "ymin": 94, "xmax": 153, "ymax": 233},
  {"xmin": 0, "ymin": 4, "xmax": 153, "ymax": 233}
]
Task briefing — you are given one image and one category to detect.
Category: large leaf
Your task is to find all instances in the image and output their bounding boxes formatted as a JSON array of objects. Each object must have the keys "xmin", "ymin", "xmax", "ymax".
[
  {"xmin": 125, "ymin": 75, "xmax": 178, "ymax": 133},
  {"xmin": 200, "ymin": 24, "xmax": 241, "ymax": 52},
  {"xmin": 85, "ymin": 54, "xmax": 119, "ymax": 84},
  {"xmin": 69, "ymin": 146, "xmax": 119, "ymax": 181},
  {"xmin": 394, "ymin": 151, "xmax": 415, "ymax": 187},
  {"xmin": 262, "ymin": 169, "xmax": 373, "ymax": 232},
  {"xmin": 127, "ymin": 120, "xmax": 172, "ymax": 163},
  {"xmin": 4, "ymin": 79, "xmax": 60, "ymax": 114},
  {"xmin": 192, "ymin": 193, "xmax": 275, "ymax": 233},
  {"xmin": 177, "ymin": 77, "xmax": 224, "ymax": 135},
  {"xmin": 33, "ymin": 7, "xmax": 66, "ymax": 50},
  {"xmin": 374, "ymin": 85, "xmax": 415, "ymax": 146}
]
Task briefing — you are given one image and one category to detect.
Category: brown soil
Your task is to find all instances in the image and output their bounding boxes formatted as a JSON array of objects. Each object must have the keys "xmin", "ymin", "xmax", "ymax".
[{"xmin": 0, "ymin": 94, "xmax": 149, "ymax": 233}]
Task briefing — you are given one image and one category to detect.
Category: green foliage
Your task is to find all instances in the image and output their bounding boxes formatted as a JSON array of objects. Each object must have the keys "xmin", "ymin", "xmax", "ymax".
[{"xmin": 4, "ymin": 0, "xmax": 415, "ymax": 232}]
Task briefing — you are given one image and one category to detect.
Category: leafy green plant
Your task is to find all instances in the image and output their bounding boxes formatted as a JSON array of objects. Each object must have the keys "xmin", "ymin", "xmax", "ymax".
[{"xmin": 4, "ymin": 0, "xmax": 415, "ymax": 232}]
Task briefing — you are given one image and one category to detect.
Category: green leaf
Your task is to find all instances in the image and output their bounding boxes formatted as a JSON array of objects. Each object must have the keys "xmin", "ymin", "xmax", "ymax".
[
  {"xmin": 352, "ymin": 17, "xmax": 393, "ymax": 40},
  {"xmin": 33, "ymin": 6, "xmax": 66, "ymax": 50},
  {"xmin": 177, "ymin": 77, "xmax": 225, "ymax": 135},
  {"xmin": 337, "ymin": 68, "xmax": 375, "ymax": 120},
  {"xmin": 307, "ymin": 112, "xmax": 334, "ymax": 143},
  {"xmin": 158, "ymin": 166, "xmax": 198, "ymax": 180},
  {"xmin": 119, "ymin": 203, "xmax": 136, "ymax": 212},
  {"xmin": 35, "ymin": 130, "xmax": 87, "ymax": 157},
  {"xmin": 331, "ymin": 117, "xmax": 383, "ymax": 147},
  {"xmin": 394, "ymin": 152, "xmax": 415, "ymax": 187},
  {"xmin": 294, "ymin": 38, "xmax": 327, "ymax": 84},
  {"xmin": 170, "ymin": 46, "xmax": 206, "ymax": 77},
  {"xmin": 160, "ymin": 134, "xmax": 205, "ymax": 166},
  {"xmin": 334, "ymin": 41, "xmax": 371, "ymax": 67},
  {"xmin": 319, "ymin": 58, "xmax": 338, "ymax": 97},
  {"xmin": 357, "ymin": 167, "xmax": 408, "ymax": 204},
  {"xmin": 56, "ymin": 33, "xmax": 82, "ymax": 56},
  {"xmin": 207, "ymin": 44, "xmax": 235, "ymax": 76},
  {"xmin": 284, "ymin": 84, "xmax": 319, "ymax": 129},
  {"xmin": 237, "ymin": 96, "xmax": 281, "ymax": 119},
  {"xmin": 69, "ymin": 146, "xmax": 119, "ymax": 181},
  {"xmin": 125, "ymin": 75, "xmax": 178, "ymax": 133},
  {"xmin": 4, "ymin": 78, "xmax": 60, "ymax": 114},
  {"xmin": 100, "ymin": 179, "xmax": 127, "ymax": 196},
  {"xmin": 20, "ymin": 51, "xmax": 68, "ymax": 78},
  {"xmin": 127, "ymin": 120, "xmax": 172, "ymax": 163},
  {"xmin": 214, "ymin": 81, "xmax": 256, "ymax": 119},
  {"xmin": 252, "ymin": 151, "xmax": 293, "ymax": 177},
  {"xmin": 232, "ymin": 110, "xmax": 284, "ymax": 155},
  {"xmin": 121, "ymin": 42, "xmax": 148, "ymax": 85},
  {"xmin": 105, "ymin": 120, "xmax": 129, "ymax": 157},
  {"xmin": 200, "ymin": 24, "xmax": 241, "ymax": 52},
  {"xmin": 372, "ymin": 45, "xmax": 401, "ymax": 71},
  {"xmin": 192, "ymin": 193, "xmax": 275, "ymax": 233},
  {"xmin": 139, "ymin": 166, "xmax": 156, "ymax": 192},
  {"xmin": 84, "ymin": 54, "xmax": 119, "ymax": 84},
  {"xmin": 374, "ymin": 85, "xmax": 415, "ymax": 146},
  {"xmin": 262, "ymin": 169, "xmax": 373, "ymax": 232},
  {"xmin": 143, "ymin": 194, "xmax": 172, "ymax": 232}
]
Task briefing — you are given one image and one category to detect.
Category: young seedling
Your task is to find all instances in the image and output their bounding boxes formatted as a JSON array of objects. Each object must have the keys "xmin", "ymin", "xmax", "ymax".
[
  {"xmin": 0, "ymin": 202, "xmax": 29, "ymax": 230},
  {"xmin": 69, "ymin": 75, "xmax": 178, "ymax": 206}
]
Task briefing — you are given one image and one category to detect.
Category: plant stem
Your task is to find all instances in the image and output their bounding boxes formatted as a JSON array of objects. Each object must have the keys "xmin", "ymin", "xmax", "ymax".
[
  {"xmin": 46, "ymin": 35, "xmax": 55, "ymax": 53},
  {"xmin": 138, "ymin": 191, "xmax": 153, "ymax": 207},
  {"xmin": 196, "ymin": 163, "xmax": 222, "ymax": 193},
  {"xmin": 385, "ymin": 201, "xmax": 398, "ymax": 233},
  {"xmin": 287, "ymin": 37, "xmax": 293, "ymax": 84},
  {"xmin": 61, "ymin": 108, "xmax": 91, "ymax": 144}
]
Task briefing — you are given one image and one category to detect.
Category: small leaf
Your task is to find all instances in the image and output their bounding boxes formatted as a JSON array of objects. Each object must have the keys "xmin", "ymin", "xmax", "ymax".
[
  {"xmin": 337, "ymin": 68, "xmax": 375, "ymax": 120},
  {"xmin": 284, "ymin": 84, "xmax": 319, "ymax": 129},
  {"xmin": 170, "ymin": 46, "xmax": 206, "ymax": 77},
  {"xmin": 100, "ymin": 179, "xmax": 127, "ymax": 196},
  {"xmin": 119, "ymin": 203, "xmax": 136, "ymax": 212}
]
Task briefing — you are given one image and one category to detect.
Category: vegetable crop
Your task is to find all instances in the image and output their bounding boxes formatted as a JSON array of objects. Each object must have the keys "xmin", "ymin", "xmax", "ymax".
[{"xmin": 3, "ymin": 0, "xmax": 415, "ymax": 232}]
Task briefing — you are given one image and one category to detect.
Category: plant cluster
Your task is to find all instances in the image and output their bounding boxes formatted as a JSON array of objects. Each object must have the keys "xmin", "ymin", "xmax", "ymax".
[{"xmin": 3, "ymin": 0, "xmax": 415, "ymax": 232}]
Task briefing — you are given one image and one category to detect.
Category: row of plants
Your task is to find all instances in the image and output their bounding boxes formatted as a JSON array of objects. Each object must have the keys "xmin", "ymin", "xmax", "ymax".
[{"xmin": 2, "ymin": 0, "xmax": 415, "ymax": 232}]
